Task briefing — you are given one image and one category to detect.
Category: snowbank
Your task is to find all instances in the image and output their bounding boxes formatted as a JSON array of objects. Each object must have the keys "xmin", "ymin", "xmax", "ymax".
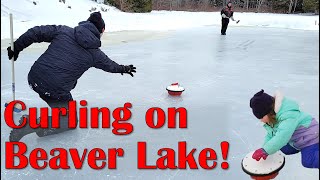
[{"xmin": 1, "ymin": 0, "xmax": 319, "ymax": 39}]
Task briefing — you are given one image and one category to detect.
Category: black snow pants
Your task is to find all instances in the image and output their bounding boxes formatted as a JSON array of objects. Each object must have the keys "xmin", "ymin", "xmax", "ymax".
[
  {"xmin": 28, "ymin": 74, "xmax": 78, "ymax": 137},
  {"xmin": 221, "ymin": 18, "xmax": 230, "ymax": 35}
]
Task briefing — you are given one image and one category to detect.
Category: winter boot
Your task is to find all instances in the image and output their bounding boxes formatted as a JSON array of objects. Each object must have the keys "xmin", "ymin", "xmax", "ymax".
[
  {"xmin": 35, "ymin": 115, "xmax": 74, "ymax": 137},
  {"xmin": 9, "ymin": 115, "xmax": 39, "ymax": 142}
]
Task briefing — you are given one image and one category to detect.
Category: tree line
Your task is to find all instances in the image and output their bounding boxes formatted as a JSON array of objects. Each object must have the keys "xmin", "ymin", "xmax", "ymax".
[{"xmin": 101, "ymin": 0, "xmax": 319, "ymax": 14}]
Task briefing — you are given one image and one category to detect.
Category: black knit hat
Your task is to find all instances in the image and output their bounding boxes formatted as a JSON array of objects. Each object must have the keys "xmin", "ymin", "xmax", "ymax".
[
  {"xmin": 87, "ymin": 11, "xmax": 105, "ymax": 33},
  {"xmin": 250, "ymin": 89, "xmax": 274, "ymax": 119}
]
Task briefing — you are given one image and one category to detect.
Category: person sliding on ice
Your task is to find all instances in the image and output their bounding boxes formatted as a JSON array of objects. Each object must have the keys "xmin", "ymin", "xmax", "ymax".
[
  {"xmin": 7, "ymin": 12, "xmax": 136, "ymax": 142},
  {"xmin": 220, "ymin": 2, "xmax": 238, "ymax": 35},
  {"xmin": 250, "ymin": 90, "xmax": 319, "ymax": 169}
]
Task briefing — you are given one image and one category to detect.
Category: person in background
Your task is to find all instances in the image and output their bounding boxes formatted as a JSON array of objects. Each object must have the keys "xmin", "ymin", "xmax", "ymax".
[{"xmin": 220, "ymin": 1, "xmax": 239, "ymax": 35}]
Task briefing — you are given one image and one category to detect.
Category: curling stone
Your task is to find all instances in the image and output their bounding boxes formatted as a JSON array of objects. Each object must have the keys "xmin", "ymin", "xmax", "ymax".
[
  {"xmin": 242, "ymin": 151, "xmax": 285, "ymax": 180},
  {"xmin": 166, "ymin": 83, "xmax": 185, "ymax": 96}
]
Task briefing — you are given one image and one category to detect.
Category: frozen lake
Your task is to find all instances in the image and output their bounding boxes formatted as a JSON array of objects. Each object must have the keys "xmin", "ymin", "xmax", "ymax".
[{"xmin": 1, "ymin": 25, "xmax": 319, "ymax": 180}]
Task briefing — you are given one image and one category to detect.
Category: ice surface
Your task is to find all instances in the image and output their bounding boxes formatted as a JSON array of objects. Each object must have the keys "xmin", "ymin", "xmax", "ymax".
[{"xmin": 1, "ymin": 26, "xmax": 319, "ymax": 179}]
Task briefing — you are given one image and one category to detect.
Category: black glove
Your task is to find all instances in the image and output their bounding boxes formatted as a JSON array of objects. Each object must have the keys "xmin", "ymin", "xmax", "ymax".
[
  {"xmin": 7, "ymin": 45, "xmax": 19, "ymax": 61},
  {"xmin": 121, "ymin": 65, "xmax": 136, "ymax": 77}
]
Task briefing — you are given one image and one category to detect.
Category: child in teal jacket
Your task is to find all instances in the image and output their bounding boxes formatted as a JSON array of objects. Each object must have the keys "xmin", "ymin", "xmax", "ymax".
[{"xmin": 250, "ymin": 90, "xmax": 319, "ymax": 168}]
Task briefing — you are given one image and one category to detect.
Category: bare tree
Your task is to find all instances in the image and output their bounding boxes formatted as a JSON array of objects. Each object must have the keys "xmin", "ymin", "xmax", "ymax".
[
  {"xmin": 256, "ymin": 0, "xmax": 264, "ymax": 12},
  {"xmin": 119, "ymin": 0, "xmax": 123, "ymax": 10},
  {"xmin": 288, "ymin": 0, "xmax": 294, "ymax": 13},
  {"xmin": 293, "ymin": 0, "xmax": 298, "ymax": 13},
  {"xmin": 150, "ymin": 0, "xmax": 275, "ymax": 12}
]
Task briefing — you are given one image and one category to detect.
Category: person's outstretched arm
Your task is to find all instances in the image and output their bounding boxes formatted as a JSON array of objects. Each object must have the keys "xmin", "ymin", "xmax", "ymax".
[
  {"xmin": 230, "ymin": 11, "xmax": 235, "ymax": 21},
  {"xmin": 7, "ymin": 25, "xmax": 62, "ymax": 61},
  {"xmin": 262, "ymin": 118, "xmax": 300, "ymax": 155},
  {"xmin": 92, "ymin": 49, "xmax": 136, "ymax": 77},
  {"xmin": 252, "ymin": 118, "xmax": 300, "ymax": 161},
  {"xmin": 14, "ymin": 25, "xmax": 62, "ymax": 52}
]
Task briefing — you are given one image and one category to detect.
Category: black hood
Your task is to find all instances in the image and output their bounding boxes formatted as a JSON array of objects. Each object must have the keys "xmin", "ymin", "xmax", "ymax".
[{"xmin": 74, "ymin": 21, "xmax": 101, "ymax": 49}]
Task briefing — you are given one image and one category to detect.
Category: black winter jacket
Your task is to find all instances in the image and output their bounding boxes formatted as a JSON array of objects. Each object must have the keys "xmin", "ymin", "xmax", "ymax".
[{"xmin": 14, "ymin": 21, "xmax": 124, "ymax": 96}]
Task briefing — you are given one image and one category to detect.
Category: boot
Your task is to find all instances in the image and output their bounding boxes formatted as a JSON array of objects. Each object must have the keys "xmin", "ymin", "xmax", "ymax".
[
  {"xmin": 9, "ymin": 115, "xmax": 38, "ymax": 142},
  {"xmin": 36, "ymin": 115, "xmax": 77, "ymax": 137}
]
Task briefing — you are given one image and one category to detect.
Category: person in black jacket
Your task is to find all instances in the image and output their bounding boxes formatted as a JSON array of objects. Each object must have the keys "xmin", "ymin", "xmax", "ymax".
[
  {"xmin": 220, "ymin": 2, "xmax": 239, "ymax": 35},
  {"xmin": 7, "ymin": 12, "xmax": 136, "ymax": 142}
]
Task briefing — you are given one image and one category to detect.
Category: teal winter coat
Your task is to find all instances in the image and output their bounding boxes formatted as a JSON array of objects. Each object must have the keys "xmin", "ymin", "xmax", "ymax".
[{"xmin": 262, "ymin": 92, "xmax": 318, "ymax": 155}]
